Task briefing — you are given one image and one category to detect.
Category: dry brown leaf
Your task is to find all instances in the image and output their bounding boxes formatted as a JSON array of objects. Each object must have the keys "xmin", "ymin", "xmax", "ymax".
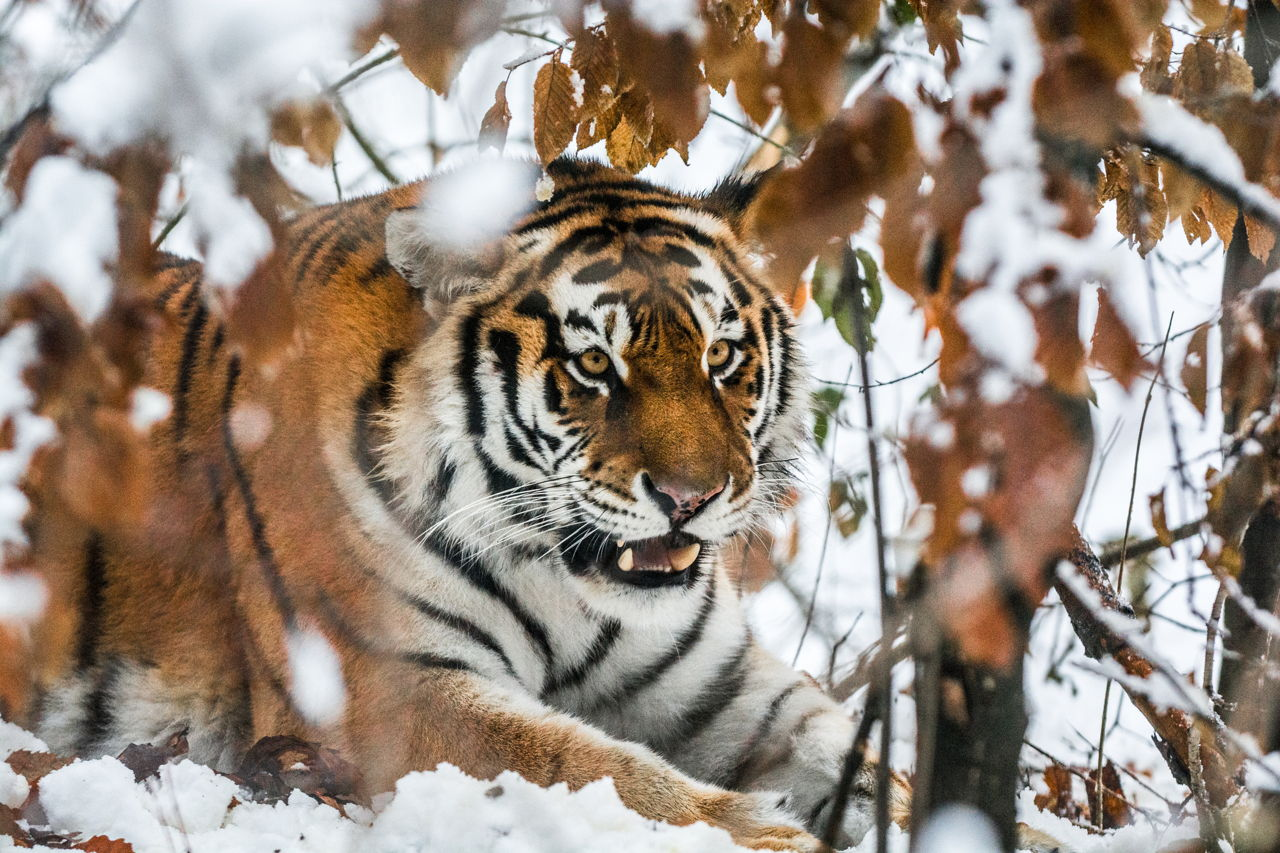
[
  {"xmin": 1031, "ymin": 290, "xmax": 1087, "ymax": 396},
  {"xmin": 1244, "ymin": 214, "xmax": 1277, "ymax": 261},
  {"xmin": 1150, "ymin": 488, "xmax": 1173, "ymax": 548},
  {"xmin": 570, "ymin": 29, "xmax": 619, "ymax": 115},
  {"xmin": 533, "ymin": 55, "xmax": 580, "ymax": 164},
  {"xmin": 76, "ymin": 836, "xmax": 137, "ymax": 853},
  {"xmin": 605, "ymin": 9, "xmax": 707, "ymax": 146},
  {"xmin": 116, "ymin": 730, "xmax": 190, "ymax": 783},
  {"xmin": 749, "ymin": 90, "xmax": 917, "ymax": 284},
  {"xmin": 270, "ymin": 99, "xmax": 342, "ymax": 166},
  {"xmin": 478, "ymin": 81, "xmax": 511, "ymax": 153},
  {"xmin": 606, "ymin": 115, "xmax": 651, "ymax": 174},
  {"xmin": 1034, "ymin": 47, "xmax": 1137, "ymax": 150},
  {"xmin": 1034, "ymin": 765, "xmax": 1085, "ymax": 822},
  {"xmin": 1111, "ymin": 154, "xmax": 1167, "ymax": 256},
  {"xmin": 575, "ymin": 98, "xmax": 620, "ymax": 150},
  {"xmin": 814, "ymin": 0, "xmax": 880, "ymax": 39},
  {"xmin": 1140, "ymin": 25, "xmax": 1174, "ymax": 94},
  {"xmin": 776, "ymin": 14, "xmax": 845, "ymax": 132},
  {"xmin": 368, "ymin": 0, "xmax": 502, "ymax": 95},
  {"xmin": 6, "ymin": 748, "xmax": 74, "ymax": 786},
  {"xmin": 232, "ymin": 735, "xmax": 364, "ymax": 806},
  {"xmin": 911, "ymin": 0, "xmax": 962, "ymax": 73},
  {"xmin": 1201, "ymin": 188, "xmax": 1239, "ymax": 246},
  {"xmin": 1085, "ymin": 761, "xmax": 1133, "ymax": 829},
  {"xmin": 1090, "ymin": 288, "xmax": 1145, "ymax": 390},
  {"xmin": 1182, "ymin": 324, "xmax": 1210, "ymax": 417}
]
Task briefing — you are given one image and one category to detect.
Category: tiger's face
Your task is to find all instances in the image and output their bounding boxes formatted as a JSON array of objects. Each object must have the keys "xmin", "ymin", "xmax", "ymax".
[{"xmin": 387, "ymin": 161, "xmax": 804, "ymax": 597}]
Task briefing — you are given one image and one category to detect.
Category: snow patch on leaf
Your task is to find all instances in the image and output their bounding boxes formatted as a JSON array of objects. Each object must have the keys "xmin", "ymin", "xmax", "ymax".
[{"xmin": 0, "ymin": 156, "xmax": 117, "ymax": 322}]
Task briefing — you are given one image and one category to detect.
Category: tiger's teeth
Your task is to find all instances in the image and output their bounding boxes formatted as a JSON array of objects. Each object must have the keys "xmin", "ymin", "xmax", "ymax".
[
  {"xmin": 669, "ymin": 543, "xmax": 701, "ymax": 572},
  {"xmin": 615, "ymin": 539, "xmax": 625, "ymax": 548},
  {"xmin": 617, "ymin": 548, "xmax": 635, "ymax": 571}
]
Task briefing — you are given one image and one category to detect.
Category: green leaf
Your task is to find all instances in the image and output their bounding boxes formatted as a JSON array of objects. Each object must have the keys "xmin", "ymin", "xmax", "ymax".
[
  {"xmin": 829, "ymin": 472, "xmax": 869, "ymax": 538},
  {"xmin": 833, "ymin": 245, "xmax": 881, "ymax": 355},
  {"xmin": 812, "ymin": 386, "xmax": 845, "ymax": 449},
  {"xmin": 891, "ymin": 0, "xmax": 918, "ymax": 26}
]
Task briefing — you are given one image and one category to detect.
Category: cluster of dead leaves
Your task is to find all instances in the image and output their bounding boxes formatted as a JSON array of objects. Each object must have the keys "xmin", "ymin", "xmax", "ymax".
[
  {"xmin": 1, "ymin": 733, "xmax": 363, "ymax": 850},
  {"xmin": 477, "ymin": 0, "xmax": 890, "ymax": 173},
  {"xmin": 1034, "ymin": 761, "xmax": 1134, "ymax": 832}
]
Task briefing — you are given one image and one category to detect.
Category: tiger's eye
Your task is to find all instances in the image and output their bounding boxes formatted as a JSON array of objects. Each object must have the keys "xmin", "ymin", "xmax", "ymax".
[
  {"xmin": 577, "ymin": 349, "xmax": 611, "ymax": 376},
  {"xmin": 707, "ymin": 339, "xmax": 734, "ymax": 369}
]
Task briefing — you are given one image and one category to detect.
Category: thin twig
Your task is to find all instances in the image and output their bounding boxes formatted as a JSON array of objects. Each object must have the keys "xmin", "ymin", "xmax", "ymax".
[
  {"xmin": 332, "ymin": 95, "xmax": 400, "ymax": 185},
  {"xmin": 327, "ymin": 47, "xmax": 400, "ymax": 93},
  {"xmin": 710, "ymin": 107, "xmax": 796, "ymax": 156},
  {"xmin": 1097, "ymin": 517, "xmax": 1205, "ymax": 567},
  {"xmin": 151, "ymin": 201, "xmax": 189, "ymax": 251},
  {"xmin": 1204, "ymin": 584, "xmax": 1228, "ymax": 697},
  {"xmin": 1095, "ymin": 314, "xmax": 1173, "ymax": 826},
  {"xmin": 793, "ymin": 361, "xmax": 852, "ymax": 666},
  {"xmin": 822, "ymin": 244, "xmax": 895, "ymax": 852},
  {"xmin": 818, "ymin": 358, "xmax": 939, "ymax": 391}
]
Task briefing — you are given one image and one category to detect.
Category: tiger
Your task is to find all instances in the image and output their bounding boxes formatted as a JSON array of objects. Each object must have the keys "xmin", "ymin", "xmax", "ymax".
[{"xmin": 17, "ymin": 157, "xmax": 908, "ymax": 850}]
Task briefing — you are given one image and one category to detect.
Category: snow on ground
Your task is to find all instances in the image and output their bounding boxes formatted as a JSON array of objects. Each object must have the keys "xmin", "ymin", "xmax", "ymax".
[{"xmin": 2, "ymin": 734, "xmax": 754, "ymax": 853}]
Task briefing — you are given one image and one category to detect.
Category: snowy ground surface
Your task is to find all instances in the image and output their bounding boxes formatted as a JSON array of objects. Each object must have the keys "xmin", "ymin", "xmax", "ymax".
[{"xmin": 0, "ymin": 719, "xmax": 1202, "ymax": 853}]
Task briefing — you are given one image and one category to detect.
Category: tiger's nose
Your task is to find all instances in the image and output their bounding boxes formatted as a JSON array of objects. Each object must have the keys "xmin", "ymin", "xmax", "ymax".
[{"xmin": 641, "ymin": 474, "xmax": 726, "ymax": 524}]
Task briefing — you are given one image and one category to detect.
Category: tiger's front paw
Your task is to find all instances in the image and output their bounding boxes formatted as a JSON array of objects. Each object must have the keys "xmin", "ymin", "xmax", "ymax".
[
  {"xmin": 812, "ymin": 758, "xmax": 913, "ymax": 847},
  {"xmin": 702, "ymin": 790, "xmax": 831, "ymax": 852}
]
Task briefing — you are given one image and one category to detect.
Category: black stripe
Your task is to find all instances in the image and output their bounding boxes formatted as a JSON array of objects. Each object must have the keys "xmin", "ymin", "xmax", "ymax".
[
  {"xmin": 406, "ymin": 595, "xmax": 516, "ymax": 677},
  {"xmin": 153, "ymin": 274, "xmax": 192, "ymax": 310},
  {"xmin": 79, "ymin": 656, "xmax": 122, "ymax": 755},
  {"xmin": 539, "ymin": 225, "xmax": 616, "ymax": 277},
  {"xmin": 590, "ymin": 579, "xmax": 717, "ymax": 709},
  {"xmin": 460, "ymin": 309, "xmax": 487, "ymax": 436},
  {"xmin": 353, "ymin": 349, "xmax": 406, "ymax": 505},
  {"xmin": 402, "ymin": 652, "xmax": 475, "ymax": 673},
  {"xmin": 726, "ymin": 682, "xmax": 803, "ymax": 788},
  {"xmin": 221, "ymin": 355, "xmax": 297, "ymax": 628},
  {"xmin": 171, "ymin": 286, "xmax": 209, "ymax": 454},
  {"xmin": 663, "ymin": 638, "xmax": 751, "ymax": 745},
  {"xmin": 572, "ymin": 259, "xmax": 622, "ymax": 283},
  {"xmin": 75, "ymin": 534, "xmax": 106, "ymax": 671},
  {"xmin": 422, "ymin": 532, "xmax": 555, "ymax": 675},
  {"xmin": 664, "ymin": 243, "xmax": 701, "ymax": 267},
  {"xmin": 543, "ymin": 618, "xmax": 622, "ymax": 695}
]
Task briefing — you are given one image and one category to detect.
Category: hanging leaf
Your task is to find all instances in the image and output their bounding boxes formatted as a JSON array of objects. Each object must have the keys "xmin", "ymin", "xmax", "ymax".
[
  {"xmin": 1089, "ymin": 288, "xmax": 1145, "ymax": 390},
  {"xmin": 270, "ymin": 99, "xmax": 342, "ymax": 166},
  {"xmin": 478, "ymin": 81, "xmax": 512, "ymax": 153},
  {"xmin": 776, "ymin": 14, "xmax": 846, "ymax": 132},
  {"xmin": 830, "ymin": 473, "xmax": 870, "ymax": 538},
  {"xmin": 606, "ymin": 115, "xmax": 651, "ymax": 174},
  {"xmin": 1181, "ymin": 324, "xmax": 1210, "ymax": 417},
  {"xmin": 570, "ymin": 28, "xmax": 619, "ymax": 114},
  {"xmin": 812, "ymin": 386, "xmax": 846, "ymax": 449},
  {"xmin": 533, "ymin": 54, "xmax": 581, "ymax": 164},
  {"xmin": 1149, "ymin": 488, "xmax": 1173, "ymax": 548}
]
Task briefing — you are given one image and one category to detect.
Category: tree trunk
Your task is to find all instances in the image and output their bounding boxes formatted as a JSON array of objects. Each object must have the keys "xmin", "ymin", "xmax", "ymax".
[{"xmin": 1222, "ymin": 6, "xmax": 1280, "ymax": 851}]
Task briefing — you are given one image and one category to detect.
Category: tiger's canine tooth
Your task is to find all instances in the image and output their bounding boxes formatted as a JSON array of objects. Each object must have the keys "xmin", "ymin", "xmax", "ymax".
[
  {"xmin": 670, "ymin": 543, "xmax": 701, "ymax": 572},
  {"xmin": 617, "ymin": 548, "xmax": 634, "ymax": 571}
]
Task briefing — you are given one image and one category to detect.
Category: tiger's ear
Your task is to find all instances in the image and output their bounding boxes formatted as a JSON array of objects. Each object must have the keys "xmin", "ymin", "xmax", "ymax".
[
  {"xmin": 701, "ymin": 169, "xmax": 774, "ymax": 236},
  {"xmin": 385, "ymin": 159, "xmax": 542, "ymax": 303},
  {"xmin": 702, "ymin": 167, "xmax": 809, "ymax": 313}
]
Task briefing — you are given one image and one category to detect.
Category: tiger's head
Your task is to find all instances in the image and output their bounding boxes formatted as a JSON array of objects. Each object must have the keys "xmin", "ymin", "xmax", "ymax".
[{"xmin": 382, "ymin": 159, "xmax": 805, "ymax": 603}]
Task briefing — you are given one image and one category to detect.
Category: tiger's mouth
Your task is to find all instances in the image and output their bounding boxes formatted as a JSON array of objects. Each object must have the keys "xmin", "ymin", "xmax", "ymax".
[{"xmin": 561, "ymin": 529, "xmax": 706, "ymax": 588}]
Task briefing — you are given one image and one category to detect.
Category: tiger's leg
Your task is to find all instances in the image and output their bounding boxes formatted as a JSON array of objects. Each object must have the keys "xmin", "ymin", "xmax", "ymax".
[
  {"xmin": 341, "ymin": 661, "xmax": 826, "ymax": 853},
  {"xmin": 651, "ymin": 643, "xmax": 910, "ymax": 847}
]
